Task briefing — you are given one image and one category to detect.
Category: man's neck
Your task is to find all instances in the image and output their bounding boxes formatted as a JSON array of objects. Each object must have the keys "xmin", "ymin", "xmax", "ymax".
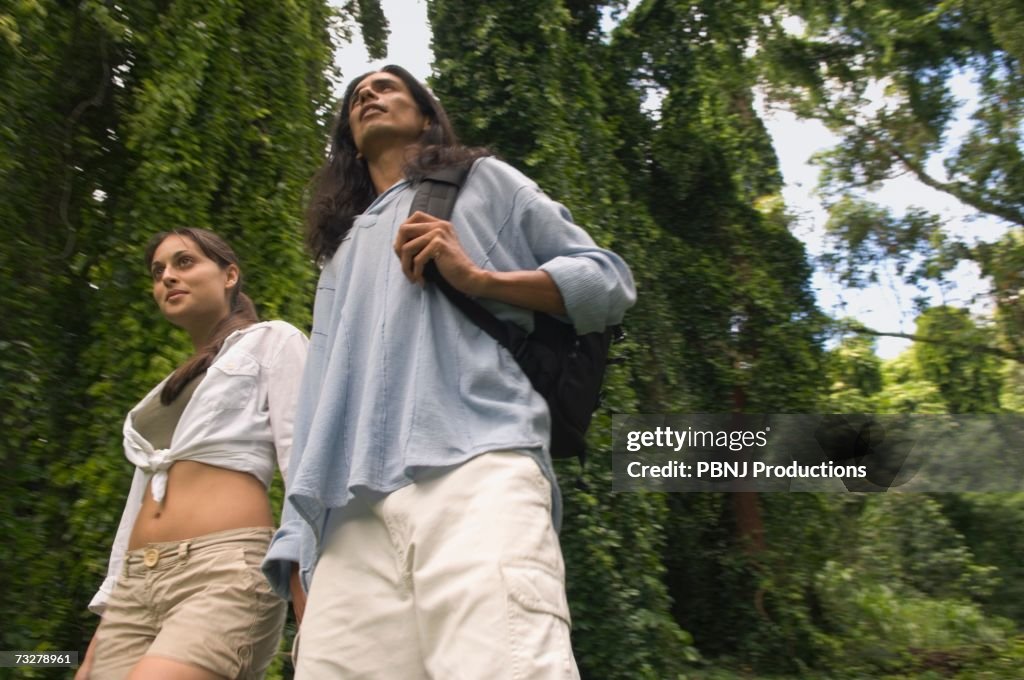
[{"xmin": 367, "ymin": 145, "xmax": 413, "ymax": 194}]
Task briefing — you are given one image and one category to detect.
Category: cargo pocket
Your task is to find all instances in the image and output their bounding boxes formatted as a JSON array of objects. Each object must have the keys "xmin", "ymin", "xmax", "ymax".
[{"xmin": 501, "ymin": 562, "xmax": 576, "ymax": 680}]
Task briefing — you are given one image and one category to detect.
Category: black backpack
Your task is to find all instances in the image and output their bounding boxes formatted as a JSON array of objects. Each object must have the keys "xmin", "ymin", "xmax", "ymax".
[{"xmin": 411, "ymin": 164, "xmax": 621, "ymax": 465}]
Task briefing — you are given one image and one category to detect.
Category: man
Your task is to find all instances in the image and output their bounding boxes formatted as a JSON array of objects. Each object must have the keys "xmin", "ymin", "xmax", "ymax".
[{"xmin": 264, "ymin": 64, "xmax": 636, "ymax": 679}]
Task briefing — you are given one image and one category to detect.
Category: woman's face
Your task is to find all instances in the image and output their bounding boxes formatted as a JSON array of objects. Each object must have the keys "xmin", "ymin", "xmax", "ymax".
[{"xmin": 149, "ymin": 235, "xmax": 237, "ymax": 335}]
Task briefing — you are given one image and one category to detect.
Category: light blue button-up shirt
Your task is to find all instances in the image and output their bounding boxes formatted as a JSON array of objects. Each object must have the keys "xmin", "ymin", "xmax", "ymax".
[{"xmin": 263, "ymin": 158, "xmax": 636, "ymax": 597}]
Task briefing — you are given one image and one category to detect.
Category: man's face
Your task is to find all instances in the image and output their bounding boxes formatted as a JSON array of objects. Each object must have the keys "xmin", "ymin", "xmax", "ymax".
[{"xmin": 348, "ymin": 71, "xmax": 430, "ymax": 157}]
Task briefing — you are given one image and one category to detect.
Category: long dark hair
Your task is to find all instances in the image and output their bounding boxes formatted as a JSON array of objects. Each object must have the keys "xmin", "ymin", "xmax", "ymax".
[
  {"xmin": 144, "ymin": 227, "xmax": 260, "ymax": 405},
  {"xmin": 305, "ymin": 64, "xmax": 490, "ymax": 263}
]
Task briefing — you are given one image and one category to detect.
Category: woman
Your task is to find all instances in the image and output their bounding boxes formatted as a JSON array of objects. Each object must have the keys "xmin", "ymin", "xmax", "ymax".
[{"xmin": 77, "ymin": 228, "xmax": 307, "ymax": 680}]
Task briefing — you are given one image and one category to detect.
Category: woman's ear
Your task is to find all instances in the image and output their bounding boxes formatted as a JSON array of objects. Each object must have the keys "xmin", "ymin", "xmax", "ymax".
[{"xmin": 225, "ymin": 263, "xmax": 240, "ymax": 290}]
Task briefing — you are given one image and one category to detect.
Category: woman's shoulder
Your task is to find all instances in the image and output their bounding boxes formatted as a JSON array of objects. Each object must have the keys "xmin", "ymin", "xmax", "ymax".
[
  {"xmin": 259, "ymin": 319, "xmax": 307, "ymax": 339},
  {"xmin": 223, "ymin": 321, "xmax": 308, "ymax": 361}
]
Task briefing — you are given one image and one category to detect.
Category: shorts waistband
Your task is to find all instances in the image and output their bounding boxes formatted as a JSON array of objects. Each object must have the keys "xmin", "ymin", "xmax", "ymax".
[{"xmin": 123, "ymin": 526, "xmax": 273, "ymax": 574}]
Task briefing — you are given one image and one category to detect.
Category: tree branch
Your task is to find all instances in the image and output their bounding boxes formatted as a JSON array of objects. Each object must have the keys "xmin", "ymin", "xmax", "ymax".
[
  {"xmin": 816, "ymin": 104, "xmax": 1024, "ymax": 226},
  {"xmin": 883, "ymin": 140, "xmax": 1024, "ymax": 228},
  {"xmin": 849, "ymin": 325, "xmax": 1023, "ymax": 364},
  {"xmin": 59, "ymin": 37, "xmax": 110, "ymax": 260}
]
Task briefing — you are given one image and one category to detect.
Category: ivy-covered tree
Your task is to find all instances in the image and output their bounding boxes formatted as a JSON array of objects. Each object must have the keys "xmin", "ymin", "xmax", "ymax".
[
  {"xmin": 0, "ymin": 0, "xmax": 338, "ymax": 666},
  {"xmin": 428, "ymin": 2, "xmax": 699, "ymax": 677},
  {"xmin": 609, "ymin": 0, "xmax": 829, "ymax": 666},
  {"xmin": 429, "ymin": 0, "xmax": 826, "ymax": 674}
]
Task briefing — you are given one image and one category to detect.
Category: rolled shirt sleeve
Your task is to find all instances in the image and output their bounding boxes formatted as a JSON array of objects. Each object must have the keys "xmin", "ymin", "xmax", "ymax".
[
  {"xmin": 513, "ymin": 183, "xmax": 637, "ymax": 334},
  {"xmin": 263, "ymin": 498, "xmax": 316, "ymax": 600}
]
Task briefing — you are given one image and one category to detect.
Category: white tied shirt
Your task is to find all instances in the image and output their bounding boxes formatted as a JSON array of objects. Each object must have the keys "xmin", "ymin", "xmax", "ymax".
[{"xmin": 89, "ymin": 320, "xmax": 308, "ymax": 614}]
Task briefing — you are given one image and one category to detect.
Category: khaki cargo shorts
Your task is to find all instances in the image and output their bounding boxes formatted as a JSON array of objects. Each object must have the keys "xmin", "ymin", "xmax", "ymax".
[{"xmin": 91, "ymin": 527, "xmax": 286, "ymax": 679}]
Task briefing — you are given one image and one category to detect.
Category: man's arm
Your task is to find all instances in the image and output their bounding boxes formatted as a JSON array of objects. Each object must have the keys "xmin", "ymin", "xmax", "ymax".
[
  {"xmin": 394, "ymin": 210, "xmax": 567, "ymax": 315},
  {"xmin": 290, "ymin": 563, "xmax": 307, "ymax": 623}
]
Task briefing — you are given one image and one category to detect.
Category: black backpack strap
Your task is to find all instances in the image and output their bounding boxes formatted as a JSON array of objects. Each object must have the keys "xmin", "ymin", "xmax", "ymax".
[
  {"xmin": 428, "ymin": 269, "xmax": 520, "ymax": 351},
  {"xmin": 409, "ymin": 164, "xmax": 471, "ymax": 219},
  {"xmin": 412, "ymin": 165, "xmax": 519, "ymax": 352},
  {"xmin": 411, "ymin": 164, "xmax": 598, "ymax": 473}
]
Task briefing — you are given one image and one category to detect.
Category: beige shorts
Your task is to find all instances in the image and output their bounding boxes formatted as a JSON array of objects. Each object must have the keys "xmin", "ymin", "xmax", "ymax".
[
  {"xmin": 91, "ymin": 527, "xmax": 286, "ymax": 679},
  {"xmin": 296, "ymin": 452, "xmax": 579, "ymax": 679}
]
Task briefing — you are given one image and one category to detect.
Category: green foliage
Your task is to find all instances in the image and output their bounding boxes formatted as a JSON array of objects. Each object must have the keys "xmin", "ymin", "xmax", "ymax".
[
  {"xmin": 423, "ymin": 0, "xmax": 1022, "ymax": 674},
  {"xmin": 428, "ymin": 1, "xmax": 707, "ymax": 675},
  {"xmin": 824, "ymin": 332, "xmax": 884, "ymax": 411},
  {"xmin": 811, "ymin": 495, "xmax": 1009, "ymax": 675},
  {"xmin": 837, "ymin": 306, "xmax": 1008, "ymax": 415},
  {"xmin": 4, "ymin": 1, "xmax": 1021, "ymax": 678},
  {"xmin": 760, "ymin": 0, "xmax": 1022, "ymax": 221},
  {"xmin": 1001, "ymin": 360, "xmax": 1024, "ymax": 412},
  {"xmin": 612, "ymin": 0, "xmax": 827, "ymax": 415},
  {"xmin": 428, "ymin": 0, "xmax": 827, "ymax": 674},
  {"xmin": 975, "ymin": 228, "xmax": 1024, "ymax": 360},
  {"xmin": 912, "ymin": 308, "xmax": 1004, "ymax": 412},
  {"xmin": 940, "ymin": 494, "xmax": 1024, "ymax": 625},
  {"xmin": 560, "ymin": 467, "xmax": 700, "ymax": 679},
  {"xmin": 819, "ymin": 197, "xmax": 949, "ymax": 290},
  {"xmin": 354, "ymin": 0, "xmax": 390, "ymax": 59},
  {"xmin": 686, "ymin": 494, "xmax": 1015, "ymax": 676},
  {"xmin": 0, "ymin": 0, "xmax": 337, "ymax": 662},
  {"xmin": 757, "ymin": 0, "xmax": 1024, "ymax": 362},
  {"xmin": 853, "ymin": 496, "xmax": 999, "ymax": 601},
  {"xmin": 875, "ymin": 352, "xmax": 949, "ymax": 414}
]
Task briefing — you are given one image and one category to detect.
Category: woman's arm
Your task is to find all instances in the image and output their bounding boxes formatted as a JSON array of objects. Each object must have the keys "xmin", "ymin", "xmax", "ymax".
[
  {"xmin": 261, "ymin": 323, "xmax": 314, "ymax": 602},
  {"xmin": 265, "ymin": 325, "xmax": 309, "ymax": 479}
]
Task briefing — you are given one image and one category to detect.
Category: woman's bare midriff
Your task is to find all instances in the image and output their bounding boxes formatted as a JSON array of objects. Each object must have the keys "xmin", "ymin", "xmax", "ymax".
[{"xmin": 129, "ymin": 460, "xmax": 274, "ymax": 549}]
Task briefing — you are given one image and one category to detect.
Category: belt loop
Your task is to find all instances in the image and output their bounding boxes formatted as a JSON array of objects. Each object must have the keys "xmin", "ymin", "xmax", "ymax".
[{"xmin": 178, "ymin": 540, "xmax": 190, "ymax": 561}]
